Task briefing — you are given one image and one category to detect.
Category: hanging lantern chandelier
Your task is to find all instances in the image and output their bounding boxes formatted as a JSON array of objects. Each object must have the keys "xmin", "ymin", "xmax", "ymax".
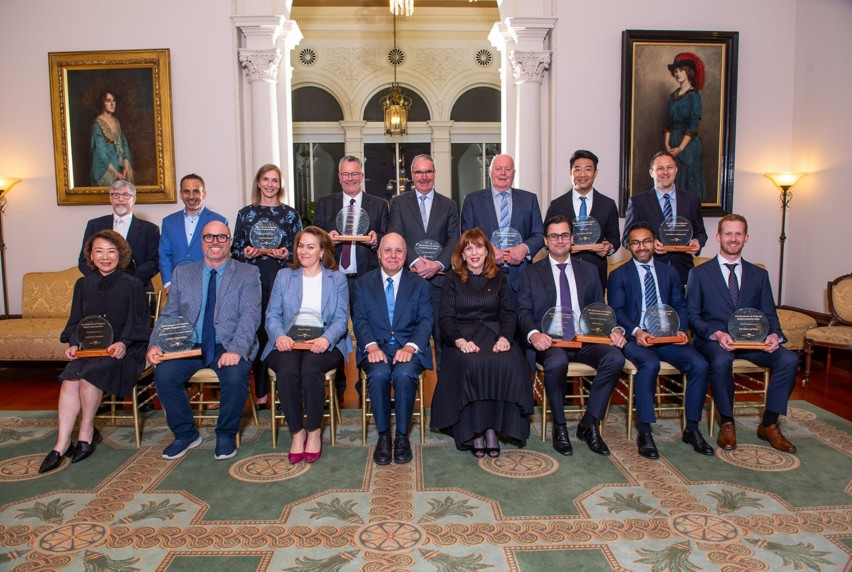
[
  {"xmin": 381, "ymin": 10, "xmax": 412, "ymax": 136},
  {"xmin": 390, "ymin": 0, "xmax": 414, "ymax": 17}
]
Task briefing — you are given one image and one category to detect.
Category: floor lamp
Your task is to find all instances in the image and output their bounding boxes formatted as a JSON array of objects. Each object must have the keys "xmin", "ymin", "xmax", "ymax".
[
  {"xmin": 764, "ymin": 172, "xmax": 807, "ymax": 307},
  {"xmin": 0, "ymin": 177, "xmax": 21, "ymax": 319}
]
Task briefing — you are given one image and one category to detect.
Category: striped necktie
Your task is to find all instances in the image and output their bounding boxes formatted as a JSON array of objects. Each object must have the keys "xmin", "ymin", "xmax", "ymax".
[
  {"xmin": 641, "ymin": 264, "xmax": 658, "ymax": 310},
  {"xmin": 724, "ymin": 263, "xmax": 739, "ymax": 306},
  {"xmin": 499, "ymin": 192, "xmax": 510, "ymax": 228},
  {"xmin": 662, "ymin": 193, "xmax": 673, "ymax": 222}
]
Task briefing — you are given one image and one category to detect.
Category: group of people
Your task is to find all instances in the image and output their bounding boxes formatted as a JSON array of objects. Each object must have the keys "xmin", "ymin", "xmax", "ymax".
[{"xmin": 39, "ymin": 147, "xmax": 798, "ymax": 475}]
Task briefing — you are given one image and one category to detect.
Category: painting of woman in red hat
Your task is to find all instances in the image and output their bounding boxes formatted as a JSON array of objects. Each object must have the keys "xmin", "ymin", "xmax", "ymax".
[{"xmin": 664, "ymin": 52, "xmax": 706, "ymax": 201}]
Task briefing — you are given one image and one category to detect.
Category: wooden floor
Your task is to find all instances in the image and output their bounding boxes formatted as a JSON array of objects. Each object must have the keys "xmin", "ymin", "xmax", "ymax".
[{"xmin": 2, "ymin": 349, "xmax": 849, "ymax": 421}]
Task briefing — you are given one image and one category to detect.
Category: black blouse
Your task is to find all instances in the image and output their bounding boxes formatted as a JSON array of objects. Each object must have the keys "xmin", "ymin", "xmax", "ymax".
[{"xmin": 439, "ymin": 271, "xmax": 516, "ymax": 345}]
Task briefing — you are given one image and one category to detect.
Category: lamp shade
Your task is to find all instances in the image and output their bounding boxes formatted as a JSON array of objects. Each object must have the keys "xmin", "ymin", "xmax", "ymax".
[
  {"xmin": 764, "ymin": 172, "xmax": 807, "ymax": 191},
  {"xmin": 0, "ymin": 177, "xmax": 21, "ymax": 197}
]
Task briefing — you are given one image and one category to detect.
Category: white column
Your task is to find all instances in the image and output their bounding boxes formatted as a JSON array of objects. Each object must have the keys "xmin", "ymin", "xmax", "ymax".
[
  {"xmin": 428, "ymin": 120, "xmax": 454, "ymax": 199},
  {"xmin": 238, "ymin": 48, "xmax": 283, "ymax": 167},
  {"xmin": 340, "ymin": 121, "xmax": 367, "ymax": 160}
]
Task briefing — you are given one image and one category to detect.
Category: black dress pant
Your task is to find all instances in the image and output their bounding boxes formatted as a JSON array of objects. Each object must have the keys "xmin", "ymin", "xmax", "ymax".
[{"xmin": 268, "ymin": 348, "xmax": 344, "ymax": 433}]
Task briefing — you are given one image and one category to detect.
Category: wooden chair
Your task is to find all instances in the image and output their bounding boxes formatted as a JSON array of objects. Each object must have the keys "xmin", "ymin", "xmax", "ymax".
[
  {"xmin": 708, "ymin": 359, "xmax": 769, "ymax": 436},
  {"xmin": 186, "ymin": 368, "xmax": 258, "ymax": 446},
  {"xmin": 534, "ymin": 362, "xmax": 598, "ymax": 441},
  {"xmin": 359, "ymin": 369, "xmax": 426, "ymax": 445},
  {"xmin": 618, "ymin": 359, "xmax": 687, "ymax": 439},
  {"xmin": 269, "ymin": 368, "xmax": 340, "ymax": 448},
  {"xmin": 804, "ymin": 273, "xmax": 852, "ymax": 385}
]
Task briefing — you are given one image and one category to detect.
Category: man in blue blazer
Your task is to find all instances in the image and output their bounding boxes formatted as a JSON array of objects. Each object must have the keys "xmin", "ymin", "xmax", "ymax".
[
  {"xmin": 545, "ymin": 150, "xmax": 619, "ymax": 292},
  {"xmin": 460, "ymin": 154, "xmax": 544, "ymax": 304},
  {"xmin": 353, "ymin": 233, "xmax": 434, "ymax": 465},
  {"xmin": 623, "ymin": 152, "xmax": 707, "ymax": 286},
  {"xmin": 158, "ymin": 174, "xmax": 227, "ymax": 290},
  {"xmin": 517, "ymin": 215, "xmax": 626, "ymax": 457},
  {"xmin": 608, "ymin": 222, "xmax": 714, "ymax": 459},
  {"xmin": 147, "ymin": 221, "xmax": 261, "ymax": 461},
  {"xmin": 78, "ymin": 180, "xmax": 160, "ymax": 292},
  {"xmin": 687, "ymin": 214, "xmax": 798, "ymax": 453}
]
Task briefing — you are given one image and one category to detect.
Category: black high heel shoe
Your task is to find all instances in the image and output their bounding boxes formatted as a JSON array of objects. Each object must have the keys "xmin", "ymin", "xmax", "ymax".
[
  {"xmin": 71, "ymin": 428, "xmax": 101, "ymax": 464},
  {"xmin": 39, "ymin": 442, "xmax": 74, "ymax": 474}
]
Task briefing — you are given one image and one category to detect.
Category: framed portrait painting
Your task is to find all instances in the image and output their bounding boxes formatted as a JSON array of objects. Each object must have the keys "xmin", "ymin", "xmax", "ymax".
[
  {"xmin": 49, "ymin": 49, "xmax": 176, "ymax": 205},
  {"xmin": 619, "ymin": 30, "xmax": 739, "ymax": 216}
]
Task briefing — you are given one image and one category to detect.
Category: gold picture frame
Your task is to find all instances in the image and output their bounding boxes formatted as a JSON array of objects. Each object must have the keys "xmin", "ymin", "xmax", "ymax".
[{"xmin": 49, "ymin": 49, "xmax": 176, "ymax": 205}]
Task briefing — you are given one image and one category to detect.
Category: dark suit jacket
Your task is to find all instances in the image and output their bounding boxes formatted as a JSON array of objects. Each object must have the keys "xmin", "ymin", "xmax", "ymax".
[
  {"xmin": 622, "ymin": 188, "xmax": 707, "ymax": 285},
  {"xmin": 607, "ymin": 259, "xmax": 688, "ymax": 342},
  {"xmin": 78, "ymin": 214, "xmax": 160, "ymax": 290},
  {"xmin": 460, "ymin": 187, "xmax": 544, "ymax": 292},
  {"xmin": 388, "ymin": 190, "xmax": 459, "ymax": 289},
  {"xmin": 517, "ymin": 256, "xmax": 603, "ymax": 342},
  {"xmin": 545, "ymin": 188, "xmax": 619, "ymax": 290},
  {"xmin": 159, "ymin": 207, "xmax": 228, "ymax": 286},
  {"xmin": 313, "ymin": 192, "xmax": 388, "ymax": 278},
  {"xmin": 686, "ymin": 257, "xmax": 784, "ymax": 343},
  {"xmin": 352, "ymin": 269, "xmax": 434, "ymax": 371}
]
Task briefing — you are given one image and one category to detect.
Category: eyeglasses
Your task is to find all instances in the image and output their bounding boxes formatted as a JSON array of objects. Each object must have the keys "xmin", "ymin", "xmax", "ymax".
[
  {"xmin": 109, "ymin": 192, "xmax": 132, "ymax": 200},
  {"xmin": 628, "ymin": 238, "xmax": 655, "ymax": 247},
  {"xmin": 339, "ymin": 172, "xmax": 362, "ymax": 178},
  {"xmin": 412, "ymin": 170, "xmax": 435, "ymax": 177},
  {"xmin": 546, "ymin": 233, "xmax": 572, "ymax": 242},
  {"xmin": 202, "ymin": 234, "xmax": 230, "ymax": 243}
]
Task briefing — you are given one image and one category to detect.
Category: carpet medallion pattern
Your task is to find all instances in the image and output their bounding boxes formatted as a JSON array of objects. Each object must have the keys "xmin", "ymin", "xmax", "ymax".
[{"xmin": 0, "ymin": 403, "xmax": 850, "ymax": 571}]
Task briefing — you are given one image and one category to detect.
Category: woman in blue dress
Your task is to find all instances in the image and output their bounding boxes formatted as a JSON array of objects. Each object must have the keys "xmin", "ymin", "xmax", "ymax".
[
  {"xmin": 664, "ymin": 53, "xmax": 706, "ymax": 202},
  {"xmin": 91, "ymin": 90, "xmax": 133, "ymax": 186}
]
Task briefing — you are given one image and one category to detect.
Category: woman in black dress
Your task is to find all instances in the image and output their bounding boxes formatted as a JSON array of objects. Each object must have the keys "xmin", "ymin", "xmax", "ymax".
[
  {"xmin": 39, "ymin": 230, "xmax": 150, "ymax": 473},
  {"xmin": 430, "ymin": 228, "xmax": 533, "ymax": 457}
]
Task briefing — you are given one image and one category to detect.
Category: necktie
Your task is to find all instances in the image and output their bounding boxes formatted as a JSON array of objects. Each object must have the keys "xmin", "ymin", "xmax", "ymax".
[
  {"xmin": 556, "ymin": 263, "xmax": 572, "ymax": 311},
  {"xmin": 724, "ymin": 263, "xmax": 739, "ymax": 306},
  {"xmin": 499, "ymin": 191, "xmax": 510, "ymax": 229},
  {"xmin": 114, "ymin": 218, "xmax": 124, "ymax": 236},
  {"xmin": 419, "ymin": 195, "xmax": 429, "ymax": 231},
  {"xmin": 641, "ymin": 264, "xmax": 658, "ymax": 310},
  {"xmin": 341, "ymin": 198, "xmax": 356, "ymax": 268},
  {"xmin": 385, "ymin": 277, "xmax": 395, "ymax": 327},
  {"xmin": 662, "ymin": 193, "xmax": 673, "ymax": 222},
  {"xmin": 579, "ymin": 196, "xmax": 588, "ymax": 221},
  {"xmin": 201, "ymin": 269, "xmax": 217, "ymax": 366}
]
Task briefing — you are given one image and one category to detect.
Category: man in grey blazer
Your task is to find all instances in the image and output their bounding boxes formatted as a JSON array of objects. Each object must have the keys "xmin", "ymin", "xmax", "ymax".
[
  {"xmin": 388, "ymin": 154, "xmax": 459, "ymax": 370},
  {"xmin": 147, "ymin": 221, "xmax": 261, "ymax": 461}
]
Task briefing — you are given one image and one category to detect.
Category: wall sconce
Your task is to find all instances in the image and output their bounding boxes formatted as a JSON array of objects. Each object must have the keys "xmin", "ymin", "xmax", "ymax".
[
  {"xmin": 764, "ymin": 172, "xmax": 807, "ymax": 306},
  {"xmin": 0, "ymin": 177, "xmax": 22, "ymax": 318}
]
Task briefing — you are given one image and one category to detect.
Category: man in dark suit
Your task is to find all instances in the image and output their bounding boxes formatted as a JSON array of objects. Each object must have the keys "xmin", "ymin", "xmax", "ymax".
[
  {"xmin": 517, "ymin": 215, "xmax": 626, "ymax": 456},
  {"xmin": 544, "ymin": 150, "xmax": 619, "ymax": 291},
  {"xmin": 460, "ymin": 154, "xmax": 544, "ymax": 304},
  {"xmin": 147, "ymin": 220, "xmax": 261, "ymax": 461},
  {"xmin": 352, "ymin": 233, "xmax": 433, "ymax": 465},
  {"xmin": 623, "ymin": 151, "xmax": 707, "ymax": 286},
  {"xmin": 687, "ymin": 214, "xmax": 798, "ymax": 453},
  {"xmin": 159, "ymin": 174, "xmax": 228, "ymax": 291},
  {"xmin": 78, "ymin": 180, "xmax": 159, "ymax": 292},
  {"xmin": 608, "ymin": 221, "xmax": 714, "ymax": 459},
  {"xmin": 313, "ymin": 155, "xmax": 389, "ymax": 398},
  {"xmin": 388, "ymin": 154, "xmax": 459, "ymax": 370}
]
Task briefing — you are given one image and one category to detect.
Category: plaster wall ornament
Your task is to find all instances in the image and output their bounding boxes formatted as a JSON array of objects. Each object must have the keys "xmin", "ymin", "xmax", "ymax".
[
  {"xmin": 239, "ymin": 49, "xmax": 283, "ymax": 82},
  {"xmin": 509, "ymin": 50, "xmax": 551, "ymax": 83},
  {"xmin": 324, "ymin": 47, "xmax": 382, "ymax": 83},
  {"xmin": 416, "ymin": 48, "xmax": 465, "ymax": 82}
]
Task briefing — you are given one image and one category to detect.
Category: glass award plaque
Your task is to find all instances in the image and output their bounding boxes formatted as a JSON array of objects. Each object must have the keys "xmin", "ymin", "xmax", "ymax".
[
  {"xmin": 491, "ymin": 227, "xmax": 523, "ymax": 262},
  {"xmin": 728, "ymin": 307, "xmax": 770, "ymax": 349},
  {"xmin": 335, "ymin": 207, "xmax": 371, "ymax": 242},
  {"xmin": 571, "ymin": 216, "xmax": 601, "ymax": 252},
  {"xmin": 576, "ymin": 303, "xmax": 617, "ymax": 344},
  {"xmin": 287, "ymin": 309, "xmax": 326, "ymax": 350},
  {"xmin": 541, "ymin": 307, "xmax": 581, "ymax": 348},
  {"xmin": 414, "ymin": 239, "xmax": 443, "ymax": 261},
  {"xmin": 75, "ymin": 316, "xmax": 114, "ymax": 357},
  {"xmin": 152, "ymin": 315, "xmax": 202, "ymax": 360},
  {"xmin": 659, "ymin": 216, "xmax": 694, "ymax": 252},
  {"xmin": 249, "ymin": 218, "xmax": 284, "ymax": 255},
  {"xmin": 642, "ymin": 303, "xmax": 687, "ymax": 344}
]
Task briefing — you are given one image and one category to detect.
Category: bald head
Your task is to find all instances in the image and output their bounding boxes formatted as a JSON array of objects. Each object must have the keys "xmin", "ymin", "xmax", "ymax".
[
  {"xmin": 201, "ymin": 221, "xmax": 232, "ymax": 267},
  {"xmin": 378, "ymin": 232, "xmax": 406, "ymax": 276}
]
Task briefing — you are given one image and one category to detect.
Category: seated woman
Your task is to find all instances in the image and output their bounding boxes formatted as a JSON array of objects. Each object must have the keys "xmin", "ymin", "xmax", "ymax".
[
  {"xmin": 40, "ymin": 230, "xmax": 150, "ymax": 473},
  {"xmin": 430, "ymin": 228, "xmax": 533, "ymax": 457},
  {"xmin": 262, "ymin": 226, "xmax": 352, "ymax": 464}
]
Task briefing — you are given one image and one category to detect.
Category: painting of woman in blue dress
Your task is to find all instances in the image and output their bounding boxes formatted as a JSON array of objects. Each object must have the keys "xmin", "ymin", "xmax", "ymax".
[
  {"xmin": 91, "ymin": 90, "xmax": 134, "ymax": 186},
  {"xmin": 664, "ymin": 53, "xmax": 706, "ymax": 201}
]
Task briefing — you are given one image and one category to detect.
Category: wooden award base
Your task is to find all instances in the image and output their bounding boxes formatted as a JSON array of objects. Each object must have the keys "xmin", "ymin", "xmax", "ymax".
[
  {"xmin": 729, "ymin": 341, "xmax": 771, "ymax": 350},
  {"xmin": 159, "ymin": 348, "xmax": 203, "ymax": 361},
  {"xmin": 337, "ymin": 235, "xmax": 372, "ymax": 243},
  {"xmin": 575, "ymin": 335, "xmax": 612, "ymax": 344},
  {"xmin": 646, "ymin": 332, "xmax": 688, "ymax": 345},
  {"xmin": 551, "ymin": 339, "xmax": 582, "ymax": 349},
  {"xmin": 662, "ymin": 245, "xmax": 693, "ymax": 252},
  {"xmin": 75, "ymin": 348, "xmax": 115, "ymax": 358},
  {"xmin": 571, "ymin": 244, "xmax": 599, "ymax": 252},
  {"xmin": 292, "ymin": 341, "xmax": 314, "ymax": 350}
]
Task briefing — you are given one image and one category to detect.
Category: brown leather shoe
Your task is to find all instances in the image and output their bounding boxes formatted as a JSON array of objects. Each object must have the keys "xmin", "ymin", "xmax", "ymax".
[
  {"xmin": 716, "ymin": 421, "xmax": 737, "ymax": 450},
  {"xmin": 757, "ymin": 423, "xmax": 797, "ymax": 453}
]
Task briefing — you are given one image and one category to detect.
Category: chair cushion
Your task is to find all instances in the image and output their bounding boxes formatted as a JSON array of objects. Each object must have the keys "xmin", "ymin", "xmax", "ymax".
[
  {"xmin": 777, "ymin": 309, "xmax": 818, "ymax": 350},
  {"xmin": 806, "ymin": 325, "xmax": 852, "ymax": 346},
  {"xmin": 0, "ymin": 318, "xmax": 68, "ymax": 360}
]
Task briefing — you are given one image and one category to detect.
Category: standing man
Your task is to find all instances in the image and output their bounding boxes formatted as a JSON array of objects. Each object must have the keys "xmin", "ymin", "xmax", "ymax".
[
  {"xmin": 623, "ymin": 151, "xmax": 707, "ymax": 286},
  {"xmin": 461, "ymin": 154, "xmax": 544, "ymax": 304},
  {"xmin": 147, "ymin": 221, "xmax": 261, "ymax": 461},
  {"xmin": 159, "ymin": 174, "xmax": 228, "ymax": 292},
  {"xmin": 517, "ymin": 215, "xmax": 626, "ymax": 457},
  {"xmin": 687, "ymin": 214, "xmax": 798, "ymax": 453},
  {"xmin": 352, "ymin": 233, "xmax": 433, "ymax": 465},
  {"xmin": 608, "ymin": 221, "xmax": 714, "ymax": 459},
  {"xmin": 544, "ymin": 150, "xmax": 619, "ymax": 292},
  {"xmin": 388, "ymin": 154, "xmax": 459, "ymax": 370},
  {"xmin": 313, "ymin": 155, "xmax": 388, "ymax": 399},
  {"xmin": 78, "ymin": 180, "xmax": 159, "ymax": 292}
]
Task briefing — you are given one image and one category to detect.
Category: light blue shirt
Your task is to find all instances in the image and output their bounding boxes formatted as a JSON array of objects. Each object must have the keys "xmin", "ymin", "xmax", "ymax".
[
  {"xmin": 654, "ymin": 188, "xmax": 677, "ymax": 218},
  {"xmin": 183, "ymin": 206, "xmax": 207, "ymax": 246},
  {"xmin": 632, "ymin": 258, "xmax": 660, "ymax": 334},
  {"xmin": 491, "ymin": 187, "xmax": 512, "ymax": 226}
]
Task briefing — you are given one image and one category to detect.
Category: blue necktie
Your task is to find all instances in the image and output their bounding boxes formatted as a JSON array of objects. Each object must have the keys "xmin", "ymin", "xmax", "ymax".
[
  {"xmin": 641, "ymin": 264, "xmax": 658, "ymax": 310},
  {"xmin": 556, "ymin": 263, "xmax": 572, "ymax": 311},
  {"xmin": 662, "ymin": 193, "xmax": 674, "ymax": 222},
  {"xmin": 385, "ymin": 277, "xmax": 395, "ymax": 325},
  {"xmin": 419, "ymin": 195, "xmax": 429, "ymax": 231},
  {"xmin": 579, "ymin": 196, "xmax": 588, "ymax": 221},
  {"xmin": 724, "ymin": 263, "xmax": 739, "ymax": 306},
  {"xmin": 202, "ymin": 269, "xmax": 217, "ymax": 366},
  {"xmin": 499, "ymin": 191, "xmax": 510, "ymax": 229}
]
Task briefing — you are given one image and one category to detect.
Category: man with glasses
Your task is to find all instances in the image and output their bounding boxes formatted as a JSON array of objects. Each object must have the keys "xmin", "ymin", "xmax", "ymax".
[
  {"xmin": 388, "ymin": 154, "xmax": 459, "ymax": 370},
  {"xmin": 159, "ymin": 174, "xmax": 227, "ymax": 292},
  {"xmin": 544, "ymin": 150, "xmax": 619, "ymax": 292},
  {"xmin": 147, "ymin": 221, "xmax": 261, "ymax": 461},
  {"xmin": 77, "ymin": 180, "xmax": 160, "ymax": 292},
  {"xmin": 608, "ymin": 221, "xmax": 714, "ymax": 459},
  {"xmin": 623, "ymin": 151, "xmax": 707, "ymax": 286},
  {"xmin": 517, "ymin": 215, "xmax": 626, "ymax": 457}
]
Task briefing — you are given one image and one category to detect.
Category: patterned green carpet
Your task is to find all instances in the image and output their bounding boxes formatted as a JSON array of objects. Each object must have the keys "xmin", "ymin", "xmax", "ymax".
[{"xmin": 1, "ymin": 402, "xmax": 850, "ymax": 571}]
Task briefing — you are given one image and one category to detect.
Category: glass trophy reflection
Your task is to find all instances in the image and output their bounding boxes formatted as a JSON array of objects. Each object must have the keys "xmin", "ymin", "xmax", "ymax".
[
  {"xmin": 728, "ymin": 308, "xmax": 771, "ymax": 349},
  {"xmin": 336, "ymin": 207, "xmax": 371, "ymax": 242},
  {"xmin": 152, "ymin": 316, "xmax": 202, "ymax": 360},
  {"xmin": 75, "ymin": 316, "xmax": 114, "ymax": 357}
]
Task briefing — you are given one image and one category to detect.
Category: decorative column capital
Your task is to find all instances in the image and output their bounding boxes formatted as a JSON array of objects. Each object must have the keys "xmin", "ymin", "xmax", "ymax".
[
  {"xmin": 239, "ymin": 49, "xmax": 283, "ymax": 82},
  {"xmin": 509, "ymin": 51, "xmax": 551, "ymax": 83}
]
